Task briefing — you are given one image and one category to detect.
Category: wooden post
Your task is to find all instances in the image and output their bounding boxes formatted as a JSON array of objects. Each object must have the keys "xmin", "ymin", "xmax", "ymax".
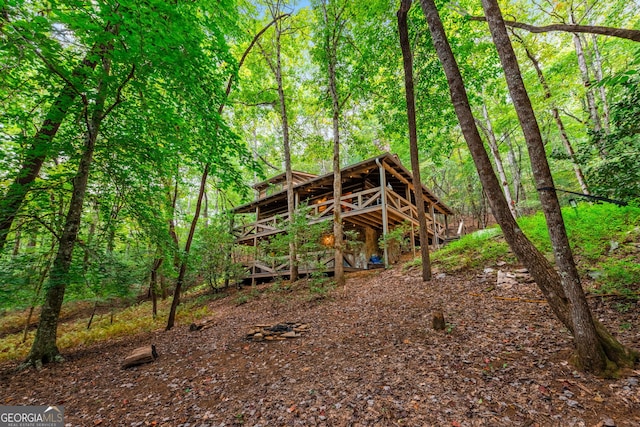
[
  {"xmin": 444, "ymin": 215, "xmax": 449, "ymax": 238},
  {"xmin": 430, "ymin": 203, "xmax": 439, "ymax": 249},
  {"xmin": 378, "ymin": 160, "xmax": 389, "ymax": 267},
  {"xmin": 252, "ymin": 206, "xmax": 259, "ymax": 286},
  {"xmin": 410, "ymin": 222, "xmax": 416, "ymax": 257}
]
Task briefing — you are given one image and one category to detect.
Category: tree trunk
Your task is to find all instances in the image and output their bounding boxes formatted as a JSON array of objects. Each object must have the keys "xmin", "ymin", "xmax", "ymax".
[
  {"xmin": 515, "ymin": 38, "xmax": 589, "ymax": 195},
  {"xmin": 397, "ymin": 0, "xmax": 431, "ymax": 281},
  {"xmin": 0, "ymin": 29, "xmax": 112, "ymax": 252},
  {"xmin": 322, "ymin": 1, "xmax": 345, "ymax": 286},
  {"xmin": 150, "ymin": 257, "xmax": 163, "ymax": 318},
  {"xmin": 483, "ymin": 0, "xmax": 632, "ymax": 374},
  {"xmin": 273, "ymin": 26, "xmax": 298, "ymax": 283},
  {"xmin": 166, "ymin": 163, "xmax": 209, "ymax": 330},
  {"xmin": 503, "ymin": 132, "xmax": 526, "ymax": 203},
  {"xmin": 591, "ymin": 34, "xmax": 610, "ymax": 132},
  {"xmin": 419, "ymin": 0, "xmax": 637, "ymax": 375},
  {"xmin": 164, "ymin": 18, "xmax": 282, "ymax": 329},
  {"xmin": 570, "ymin": 13, "xmax": 605, "ymax": 157},
  {"xmin": 24, "ymin": 72, "xmax": 107, "ymax": 366},
  {"xmin": 480, "ymin": 101, "xmax": 517, "ymax": 218}
]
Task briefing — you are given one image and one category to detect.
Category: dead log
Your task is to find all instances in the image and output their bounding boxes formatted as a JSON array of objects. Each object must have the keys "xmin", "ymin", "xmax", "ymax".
[
  {"xmin": 122, "ymin": 345, "xmax": 158, "ymax": 369},
  {"xmin": 432, "ymin": 310, "xmax": 446, "ymax": 331}
]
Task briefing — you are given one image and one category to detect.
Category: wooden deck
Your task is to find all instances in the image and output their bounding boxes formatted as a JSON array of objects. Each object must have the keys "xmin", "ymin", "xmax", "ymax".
[{"xmin": 235, "ymin": 186, "xmax": 445, "ymax": 245}]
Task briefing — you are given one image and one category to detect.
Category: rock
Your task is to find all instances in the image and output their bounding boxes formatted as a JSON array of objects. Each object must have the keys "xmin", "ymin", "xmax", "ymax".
[
  {"xmin": 282, "ymin": 331, "xmax": 299, "ymax": 338},
  {"xmin": 602, "ymin": 416, "xmax": 616, "ymax": 426},
  {"xmin": 483, "ymin": 267, "xmax": 495, "ymax": 274},
  {"xmin": 497, "ymin": 270, "xmax": 518, "ymax": 288}
]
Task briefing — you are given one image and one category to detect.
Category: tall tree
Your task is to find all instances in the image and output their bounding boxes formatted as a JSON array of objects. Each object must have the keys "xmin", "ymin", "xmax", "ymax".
[
  {"xmin": 165, "ymin": 12, "xmax": 278, "ymax": 329},
  {"xmin": 482, "ymin": 0, "xmax": 607, "ymax": 372},
  {"xmin": 419, "ymin": 0, "xmax": 637, "ymax": 375},
  {"xmin": 397, "ymin": 0, "xmax": 432, "ymax": 281},
  {"xmin": 314, "ymin": 0, "xmax": 352, "ymax": 286},
  {"xmin": 261, "ymin": 0, "xmax": 298, "ymax": 282},
  {"xmin": 26, "ymin": 44, "xmax": 131, "ymax": 366}
]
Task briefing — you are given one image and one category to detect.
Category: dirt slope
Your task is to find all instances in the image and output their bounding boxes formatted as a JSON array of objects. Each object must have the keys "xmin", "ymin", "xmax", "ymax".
[{"xmin": 1, "ymin": 264, "xmax": 638, "ymax": 426}]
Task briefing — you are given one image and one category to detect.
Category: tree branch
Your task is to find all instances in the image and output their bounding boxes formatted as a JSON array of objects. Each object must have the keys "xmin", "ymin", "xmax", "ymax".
[
  {"xmin": 101, "ymin": 64, "xmax": 136, "ymax": 119},
  {"xmin": 468, "ymin": 16, "xmax": 640, "ymax": 42}
]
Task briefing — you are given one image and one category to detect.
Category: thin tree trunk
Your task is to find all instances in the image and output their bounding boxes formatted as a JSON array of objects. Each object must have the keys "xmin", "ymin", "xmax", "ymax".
[
  {"xmin": 480, "ymin": 101, "xmax": 517, "ymax": 218},
  {"xmin": 166, "ymin": 164, "xmax": 208, "ymax": 330},
  {"xmin": 503, "ymin": 132, "xmax": 526, "ymax": 203},
  {"xmin": 165, "ymin": 17, "xmax": 283, "ymax": 329},
  {"xmin": 398, "ymin": 0, "xmax": 431, "ymax": 281},
  {"xmin": 150, "ymin": 257, "xmax": 163, "ymax": 319},
  {"xmin": 274, "ymin": 27, "xmax": 298, "ymax": 283},
  {"xmin": 591, "ymin": 34, "xmax": 610, "ymax": 132},
  {"xmin": 419, "ymin": 0, "xmax": 636, "ymax": 375},
  {"xmin": 87, "ymin": 301, "xmax": 98, "ymax": 330},
  {"xmin": 321, "ymin": 1, "xmax": 345, "ymax": 286},
  {"xmin": 570, "ymin": 13, "xmax": 604, "ymax": 157},
  {"xmin": 515, "ymin": 39, "xmax": 590, "ymax": 194}
]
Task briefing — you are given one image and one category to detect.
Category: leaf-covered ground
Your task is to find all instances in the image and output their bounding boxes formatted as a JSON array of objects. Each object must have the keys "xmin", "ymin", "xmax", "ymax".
[{"xmin": 1, "ymin": 263, "xmax": 639, "ymax": 426}]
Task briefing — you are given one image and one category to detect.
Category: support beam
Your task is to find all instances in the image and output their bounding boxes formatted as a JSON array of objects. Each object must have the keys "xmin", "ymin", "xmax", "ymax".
[{"xmin": 377, "ymin": 160, "xmax": 389, "ymax": 267}]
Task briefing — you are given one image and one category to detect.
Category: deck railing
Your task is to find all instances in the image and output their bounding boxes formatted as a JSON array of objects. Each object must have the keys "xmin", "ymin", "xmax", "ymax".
[{"xmin": 234, "ymin": 186, "xmax": 444, "ymax": 243}]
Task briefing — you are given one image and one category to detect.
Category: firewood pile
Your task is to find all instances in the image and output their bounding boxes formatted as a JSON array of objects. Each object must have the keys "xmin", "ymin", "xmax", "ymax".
[{"xmin": 246, "ymin": 322, "xmax": 310, "ymax": 342}]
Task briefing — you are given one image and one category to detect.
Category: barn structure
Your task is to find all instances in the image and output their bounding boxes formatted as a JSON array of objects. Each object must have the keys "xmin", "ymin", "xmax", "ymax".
[{"xmin": 232, "ymin": 152, "xmax": 453, "ymax": 282}]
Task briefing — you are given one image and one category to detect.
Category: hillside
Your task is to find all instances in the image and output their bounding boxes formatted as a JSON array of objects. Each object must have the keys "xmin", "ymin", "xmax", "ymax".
[{"xmin": 1, "ymin": 260, "xmax": 638, "ymax": 426}]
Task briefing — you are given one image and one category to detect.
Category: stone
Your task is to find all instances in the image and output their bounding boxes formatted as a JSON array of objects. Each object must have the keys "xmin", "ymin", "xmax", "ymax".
[
  {"xmin": 282, "ymin": 331, "xmax": 299, "ymax": 338},
  {"xmin": 497, "ymin": 270, "xmax": 518, "ymax": 288}
]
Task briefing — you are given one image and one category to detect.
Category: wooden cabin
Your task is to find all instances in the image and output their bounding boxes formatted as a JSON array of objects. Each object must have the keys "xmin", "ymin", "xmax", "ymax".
[{"xmin": 232, "ymin": 153, "xmax": 453, "ymax": 282}]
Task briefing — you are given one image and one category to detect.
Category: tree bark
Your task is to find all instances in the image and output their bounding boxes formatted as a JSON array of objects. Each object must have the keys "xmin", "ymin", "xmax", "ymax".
[
  {"xmin": 273, "ymin": 23, "xmax": 299, "ymax": 283},
  {"xmin": 321, "ymin": 0, "xmax": 345, "ymax": 286},
  {"xmin": 483, "ymin": 0, "xmax": 627, "ymax": 374},
  {"xmin": 397, "ymin": 0, "xmax": 432, "ymax": 281},
  {"xmin": 419, "ymin": 0, "xmax": 637, "ymax": 375}
]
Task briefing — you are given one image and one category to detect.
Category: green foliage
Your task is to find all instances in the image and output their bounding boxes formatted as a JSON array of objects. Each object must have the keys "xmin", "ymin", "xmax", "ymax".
[
  {"xmin": 0, "ymin": 297, "xmax": 208, "ymax": 363},
  {"xmin": 425, "ymin": 203, "xmax": 640, "ymax": 296},
  {"xmin": 257, "ymin": 205, "xmax": 331, "ymax": 278},
  {"xmin": 582, "ymin": 76, "xmax": 640, "ymax": 202},
  {"xmin": 191, "ymin": 214, "xmax": 244, "ymax": 291},
  {"xmin": 428, "ymin": 227, "xmax": 512, "ymax": 271},
  {"xmin": 378, "ymin": 221, "xmax": 412, "ymax": 252}
]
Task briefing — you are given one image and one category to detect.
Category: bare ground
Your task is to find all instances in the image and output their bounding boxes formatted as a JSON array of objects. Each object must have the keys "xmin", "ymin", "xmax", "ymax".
[{"xmin": 1, "ymin": 263, "xmax": 639, "ymax": 427}]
